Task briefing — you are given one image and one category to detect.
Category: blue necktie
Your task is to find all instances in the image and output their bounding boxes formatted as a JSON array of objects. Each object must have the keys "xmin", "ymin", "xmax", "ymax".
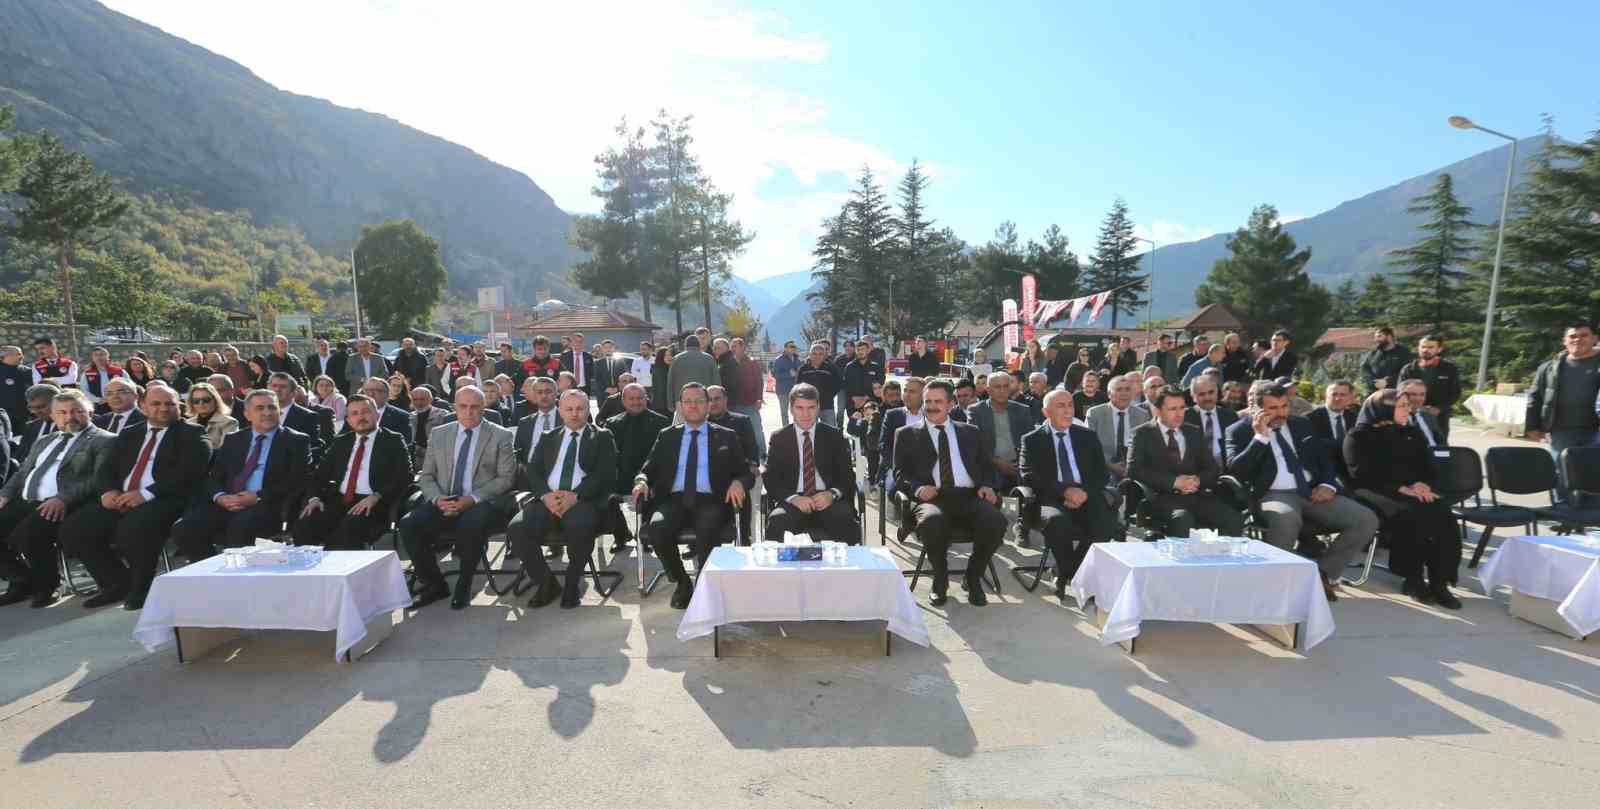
[
  {"xmin": 1056, "ymin": 432, "xmax": 1076, "ymax": 487},
  {"xmin": 1273, "ymin": 429, "xmax": 1311, "ymax": 497},
  {"xmin": 451, "ymin": 428, "xmax": 473, "ymax": 496}
]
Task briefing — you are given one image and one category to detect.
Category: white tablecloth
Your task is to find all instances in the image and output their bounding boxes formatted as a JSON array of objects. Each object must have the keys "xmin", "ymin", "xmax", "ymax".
[
  {"xmin": 1477, "ymin": 535, "xmax": 1600, "ymax": 637},
  {"xmin": 132, "ymin": 550, "xmax": 413, "ymax": 662},
  {"xmin": 678, "ymin": 546, "xmax": 930, "ymax": 647},
  {"xmin": 1465, "ymin": 394, "xmax": 1527, "ymax": 432},
  {"xmin": 1069, "ymin": 540, "xmax": 1336, "ymax": 650}
]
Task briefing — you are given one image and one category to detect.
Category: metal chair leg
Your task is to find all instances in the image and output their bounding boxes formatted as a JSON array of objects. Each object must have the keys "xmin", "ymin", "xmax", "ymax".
[
  {"xmin": 1012, "ymin": 544, "xmax": 1054, "ymax": 592},
  {"xmin": 906, "ymin": 546, "xmax": 927, "ymax": 591},
  {"xmin": 1468, "ymin": 526, "xmax": 1495, "ymax": 569}
]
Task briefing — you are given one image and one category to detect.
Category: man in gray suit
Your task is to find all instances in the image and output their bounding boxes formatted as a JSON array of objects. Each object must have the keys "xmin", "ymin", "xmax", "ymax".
[
  {"xmin": 0, "ymin": 390, "xmax": 114, "ymax": 607},
  {"xmin": 1085, "ymin": 375, "xmax": 1151, "ymax": 482},
  {"xmin": 666, "ymin": 335, "xmax": 720, "ymax": 412},
  {"xmin": 406, "ymin": 386, "xmax": 451, "ymax": 470},
  {"xmin": 344, "ymin": 337, "xmax": 390, "ymax": 395},
  {"xmin": 399, "ymin": 385, "xmax": 518, "ymax": 610},
  {"xmin": 964, "ymin": 371, "xmax": 1031, "ymax": 490}
]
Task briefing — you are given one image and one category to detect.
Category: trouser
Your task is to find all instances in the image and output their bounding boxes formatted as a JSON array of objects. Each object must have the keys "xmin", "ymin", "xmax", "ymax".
[
  {"xmin": 910, "ymin": 490, "xmax": 1007, "ymax": 593},
  {"xmin": 292, "ymin": 498, "xmax": 387, "ymax": 550},
  {"xmin": 173, "ymin": 500, "xmax": 283, "ymax": 560},
  {"xmin": 1258, "ymin": 490, "xmax": 1379, "ymax": 580},
  {"xmin": 1550, "ymin": 428, "xmax": 1597, "ymax": 505},
  {"xmin": 60, "ymin": 496, "xmax": 188, "ymax": 601},
  {"xmin": 732, "ymin": 404, "xmax": 767, "ymax": 462},
  {"xmin": 767, "ymin": 497, "xmax": 860, "ymax": 544},
  {"xmin": 606, "ymin": 496, "xmax": 633, "ymax": 543},
  {"xmin": 1040, "ymin": 496, "xmax": 1117, "ymax": 580},
  {"xmin": 1150, "ymin": 492, "xmax": 1245, "ymax": 538},
  {"xmin": 508, "ymin": 498, "xmax": 601, "ymax": 591},
  {"xmin": 646, "ymin": 494, "xmax": 733, "ymax": 583},
  {"xmin": 865, "ymin": 443, "xmax": 881, "ymax": 486},
  {"xmin": 777, "ymin": 390, "xmax": 792, "ymax": 426},
  {"xmin": 1354, "ymin": 489, "xmax": 1461, "ymax": 585},
  {"xmin": 0, "ymin": 497, "xmax": 66, "ymax": 594},
  {"xmin": 399, "ymin": 499, "xmax": 506, "ymax": 594}
]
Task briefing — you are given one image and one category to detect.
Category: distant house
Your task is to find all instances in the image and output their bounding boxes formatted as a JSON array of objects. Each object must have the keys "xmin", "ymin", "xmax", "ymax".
[
  {"xmin": 519, "ymin": 306, "xmax": 660, "ymax": 351},
  {"xmin": 1167, "ymin": 303, "xmax": 1250, "ymax": 340},
  {"xmin": 1317, "ymin": 325, "xmax": 1430, "ymax": 362}
]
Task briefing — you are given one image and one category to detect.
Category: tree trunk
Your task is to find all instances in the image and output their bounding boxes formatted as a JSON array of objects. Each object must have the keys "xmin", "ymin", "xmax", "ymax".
[
  {"xmin": 58, "ymin": 247, "xmax": 79, "ymax": 359},
  {"xmin": 672, "ymin": 262, "xmax": 684, "ymax": 335},
  {"xmin": 641, "ymin": 284, "xmax": 653, "ymax": 325}
]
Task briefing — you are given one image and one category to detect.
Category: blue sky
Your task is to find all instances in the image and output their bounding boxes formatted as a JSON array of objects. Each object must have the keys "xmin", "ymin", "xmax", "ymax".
[{"xmin": 106, "ymin": 0, "xmax": 1599, "ymax": 280}]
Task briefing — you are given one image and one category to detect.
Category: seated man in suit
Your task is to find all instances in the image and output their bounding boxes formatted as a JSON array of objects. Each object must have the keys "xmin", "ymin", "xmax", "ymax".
[
  {"xmin": 173, "ymin": 390, "xmax": 312, "ymax": 561},
  {"xmin": 352, "ymin": 376, "xmax": 414, "ymax": 444},
  {"xmin": 60, "ymin": 384, "xmax": 210, "ymax": 610},
  {"xmin": 400, "ymin": 385, "xmax": 518, "ymax": 609},
  {"xmin": 293, "ymin": 395, "xmax": 412, "ymax": 550},
  {"xmin": 1308, "ymin": 379, "xmax": 1358, "ymax": 480},
  {"xmin": 0, "ymin": 390, "xmax": 115, "ymax": 608},
  {"xmin": 1128, "ymin": 386, "xmax": 1245, "ymax": 538},
  {"xmin": 1183, "ymin": 375, "xmax": 1238, "ymax": 462},
  {"xmin": 1225, "ymin": 382, "xmax": 1377, "ymax": 600},
  {"xmin": 1085, "ymin": 376, "xmax": 1149, "ymax": 482},
  {"xmin": 877, "ymin": 376, "xmax": 927, "ymax": 493},
  {"xmin": 893, "ymin": 379, "xmax": 1008, "ymax": 607},
  {"xmin": 596, "ymin": 373, "xmax": 635, "ymax": 423},
  {"xmin": 603, "ymin": 383, "xmax": 668, "ymax": 551},
  {"xmin": 765, "ymin": 383, "xmax": 860, "ymax": 544},
  {"xmin": 1019, "ymin": 390, "xmax": 1115, "ymax": 598},
  {"xmin": 267, "ymin": 372, "xmax": 332, "ymax": 461},
  {"xmin": 706, "ymin": 384, "xmax": 759, "ymax": 475},
  {"xmin": 507, "ymin": 390, "xmax": 618, "ymax": 609},
  {"xmin": 16, "ymin": 384, "xmax": 59, "ymax": 462},
  {"xmin": 1398, "ymin": 378, "xmax": 1448, "ymax": 449},
  {"xmin": 631, "ymin": 382, "xmax": 752, "ymax": 609},
  {"xmin": 93, "ymin": 377, "xmax": 146, "ymax": 434},
  {"xmin": 965, "ymin": 371, "xmax": 1030, "ymax": 491},
  {"xmin": 407, "ymin": 386, "xmax": 451, "ymax": 470}
]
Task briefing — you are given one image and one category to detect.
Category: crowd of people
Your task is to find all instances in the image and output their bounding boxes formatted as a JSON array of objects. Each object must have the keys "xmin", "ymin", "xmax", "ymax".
[{"xmin": 0, "ymin": 319, "xmax": 1594, "ymax": 618}]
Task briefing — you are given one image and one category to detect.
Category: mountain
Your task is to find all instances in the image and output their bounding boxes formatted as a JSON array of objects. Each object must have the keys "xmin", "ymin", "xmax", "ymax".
[
  {"xmin": 764, "ymin": 279, "xmax": 824, "ymax": 345},
  {"xmin": 752, "ymin": 270, "xmax": 816, "ymax": 305},
  {"xmin": 721, "ymin": 275, "xmax": 786, "ymax": 322},
  {"xmin": 1144, "ymin": 136, "xmax": 1547, "ymax": 319},
  {"xmin": 0, "ymin": 0, "xmax": 582, "ymax": 305}
]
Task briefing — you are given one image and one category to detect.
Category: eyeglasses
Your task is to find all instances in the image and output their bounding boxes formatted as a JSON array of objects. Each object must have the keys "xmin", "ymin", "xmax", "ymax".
[{"xmin": 191, "ymin": 397, "xmax": 216, "ymax": 405}]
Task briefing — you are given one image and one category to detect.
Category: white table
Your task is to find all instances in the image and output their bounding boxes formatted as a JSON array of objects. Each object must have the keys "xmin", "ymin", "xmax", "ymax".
[
  {"xmin": 1465, "ymin": 393, "xmax": 1528, "ymax": 435},
  {"xmin": 132, "ymin": 550, "xmax": 413, "ymax": 663},
  {"xmin": 1477, "ymin": 535, "xmax": 1600, "ymax": 640},
  {"xmin": 678, "ymin": 546, "xmax": 931, "ymax": 656},
  {"xmin": 1069, "ymin": 540, "xmax": 1336, "ymax": 653}
]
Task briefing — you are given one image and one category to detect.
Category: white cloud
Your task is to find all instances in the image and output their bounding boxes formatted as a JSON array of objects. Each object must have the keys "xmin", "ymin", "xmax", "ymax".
[
  {"xmin": 101, "ymin": 0, "xmax": 889, "ymax": 280},
  {"xmin": 1279, "ymin": 213, "xmax": 1309, "ymax": 224},
  {"xmin": 1133, "ymin": 221, "xmax": 1217, "ymax": 246}
]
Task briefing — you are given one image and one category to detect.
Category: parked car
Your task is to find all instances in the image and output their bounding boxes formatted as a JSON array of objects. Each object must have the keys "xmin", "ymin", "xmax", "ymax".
[{"xmin": 87, "ymin": 327, "xmax": 167, "ymax": 344}]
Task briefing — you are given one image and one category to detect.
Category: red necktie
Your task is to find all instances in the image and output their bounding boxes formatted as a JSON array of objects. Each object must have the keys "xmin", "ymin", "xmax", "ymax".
[
  {"xmin": 801, "ymin": 429, "xmax": 817, "ymax": 496},
  {"xmin": 125, "ymin": 428, "xmax": 162, "ymax": 492},
  {"xmin": 344, "ymin": 435, "xmax": 368, "ymax": 504}
]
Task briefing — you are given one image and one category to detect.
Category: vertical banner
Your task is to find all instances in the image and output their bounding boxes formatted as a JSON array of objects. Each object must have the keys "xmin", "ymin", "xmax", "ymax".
[
  {"xmin": 1001, "ymin": 299, "xmax": 1019, "ymax": 357},
  {"xmin": 1020, "ymin": 274, "xmax": 1038, "ymax": 342}
]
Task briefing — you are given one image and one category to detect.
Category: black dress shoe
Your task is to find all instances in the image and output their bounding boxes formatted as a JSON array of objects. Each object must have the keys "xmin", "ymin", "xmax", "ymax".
[
  {"xmin": 123, "ymin": 593, "xmax": 147, "ymax": 611},
  {"xmin": 30, "ymin": 591, "xmax": 57, "ymax": 609},
  {"xmin": 1431, "ymin": 585, "xmax": 1462, "ymax": 610},
  {"xmin": 670, "ymin": 579, "xmax": 694, "ymax": 610},
  {"xmin": 1402, "ymin": 576, "xmax": 1433, "ymax": 605},
  {"xmin": 1054, "ymin": 579, "xmax": 1068, "ymax": 600},
  {"xmin": 412, "ymin": 583, "xmax": 450, "ymax": 608},
  {"xmin": 82, "ymin": 590, "xmax": 127, "ymax": 609},
  {"xmin": 928, "ymin": 591, "xmax": 949, "ymax": 607},
  {"xmin": 559, "ymin": 594, "xmax": 581, "ymax": 609},
  {"xmin": 967, "ymin": 586, "xmax": 988, "ymax": 606},
  {"xmin": 528, "ymin": 574, "xmax": 563, "ymax": 608},
  {"xmin": 0, "ymin": 587, "xmax": 33, "ymax": 607},
  {"xmin": 449, "ymin": 590, "xmax": 470, "ymax": 610}
]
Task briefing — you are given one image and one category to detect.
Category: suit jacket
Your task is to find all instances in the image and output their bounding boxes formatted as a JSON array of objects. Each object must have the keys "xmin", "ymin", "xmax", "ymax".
[
  {"xmin": 338, "ymin": 404, "xmax": 412, "ymax": 447},
  {"xmin": 1128, "ymin": 420, "xmax": 1220, "ymax": 493},
  {"xmin": 561, "ymin": 350, "xmax": 596, "ymax": 393},
  {"xmin": 95, "ymin": 420, "xmax": 211, "ymax": 500},
  {"xmin": 1307, "ymin": 405, "xmax": 1357, "ymax": 442},
  {"xmin": 526, "ymin": 423, "xmax": 617, "ymax": 503},
  {"xmin": 1019, "ymin": 422, "xmax": 1111, "ymax": 505},
  {"xmin": 344, "ymin": 353, "xmax": 389, "ymax": 394},
  {"xmin": 1252, "ymin": 350, "xmax": 1299, "ymax": 381},
  {"xmin": 407, "ymin": 405, "xmax": 450, "ymax": 443},
  {"xmin": 1223, "ymin": 416, "xmax": 1340, "ymax": 501},
  {"xmin": 305, "ymin": 351, "xmax": 339, "ymax": 382},
  {"xmin": 1084, "ymin": 403, "xmax": 1151, "ymax": 465},
  {"xmin": 281, "ymin": 402, "xmax": 332, "ymax": 459},
  {"xmin": 709, "ymin": 411, "xmax": 758, "ymax": 467},
  {"xmin": 417, "ymin": 420, "xmax": 517, "ymax": 510},
  {"xmin": 1183, "ymin": 405, "xmax": 1239, "ymax": 459},
  {"xmin": 17, "ymin": 418, "xmax": 51, "ymax": 463},
  {"xmin": 94, "ymin": 408, "xmax": 147, "ymax": 434},
  {"xmin": 0, "ymin": 425, "xmax": 115, "ymax": 506},
  {"xmin": 892, "ymin": 419, "xmax": 996, "ymax": 500},
  {"xmin": 206, "ymin": 427, "xmax": 312, "ymax": 511},
  {"xmin": 635, "ymin": 421, "xmax": 752, "ymax": 499},
  {"xmin": 591, "ymin": 355, "xmax": 625, "ymax": 395},
  {"xmin": 765, "ymin": 422, "xmax": 856, "ymax": 504},
  {"xmin": 308, "ymin": 429, "xmax": 412, "ymax": 506},
  {"xmin": 596, "ymin": 393, "xmax": 625, "ymax": 424},
  {"xmin": 604, "ymin": 408, "xmax": 669, "ymax": 495},
  {"xmin": 965, "ymin": 400, "xmax": 1030, "ymax": 462},
  {"xmin": 876, "ymin": 407, "xmax": 917, "ymax": 479}
]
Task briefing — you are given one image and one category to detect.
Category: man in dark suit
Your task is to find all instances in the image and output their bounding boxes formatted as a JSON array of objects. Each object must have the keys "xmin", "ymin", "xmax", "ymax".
[
  {"xmin": 631, "ymin": 382, "xmax": 752, "ymax": 609},
  {"xmin": 345, "ymin": 377, "xmax": 413, "ymax": 452},
  {"xmin": 590, "ymin": 339, "xmax": 626, "ymax": 400},
  {"xmin": 561, "ymin": 332, "xmax": 596, "ymax": 395},
  {"xmin": 92, "ymin": 378, "xmax": 146, "ymax": 434},
  {"xmin": 1399, "ymin": 378, "xmax": 1449, "ymax": 449},
  {"xmin": 604, "ymin": 383, "xmax": 668, "ymax": 551},
  {"xmin": 59, "ymin": 385, "xmax": 211, "ymax": 610},
  {"xmin": 877, "ymin": 376, "xmax": 927, "ymax": 493},
  {"xmin": 1308, "ymin": 380, "xmax": 1358, "ymax": 479},
  {"xmin": 1251, "ymin": 330, "xmax": 1299, "ymax": 381},
  {"xmin": 406, "ymin": 386, "xmax": 451, "ymax": 471},
  {"xmin": 596, "ymin": 372, "xmax": 635, "ymax": 423},
  {"xmin": 0, "ymin": 391, "xmax": 115, "ymax": 607},
  {"xmin": 893, "ymin": 379, "xmax": 1007, "ymax": 607},
  {"xmin": 1019, "ymin": 390, "xmax": 1115, "ymax": 598},
  {"xmin": 305, "ymin": 338, "xmax": 342, "ymax": 383},
  {"xmin": 765, "ymin": 384, "xmax": 859, "ymax": 544},
  {"xmin": 1182, "ymin": 375, "xmax": 1238, "ymax": 462},
  {"xmin": 965, "ymin": 371, "xmax": 1030, "ymax": 490},
  {"xmin": 508, "ymin": 390, "xmax": 618, "ymax": 609},
  {"xmin": 1224, "ymin": 383, "xmax": 1377, "ymax": 599},
  {"xmin": 16, "ymin": 384, "xmax": 58, "ymax": 462},
  {"xmin": 292, "ymin": 395, "xmax": 412, "ymax": 550},
  {"xmin": 1128, "ymin": 386, "xmax": 1244, "ymax": 538},
  {"xmin": 706, "ymin": 385, "xmax": 759, "ymax": 476},
  {"xmin": 173, "ymin": 390, "xmax": 312, "ymax": 561}
]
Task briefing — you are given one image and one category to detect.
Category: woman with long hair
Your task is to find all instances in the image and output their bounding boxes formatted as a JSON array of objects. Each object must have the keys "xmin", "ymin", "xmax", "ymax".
[
  {"xmin": 310, "ymin": 374, "xmax": 346, "ymax": 431},
  {"xmin": 244, "ymin": 356, "xmax": 271, "ymax": 391},
  {"xmin": 1018, "ymin": 339, "xmax": 1045, "ymax": 377},
  {"xmin": 158, "ymin": 359, "xmax": 184, "ymax": 393},
  {"xmin": 125, "ymin": 355, "xmax": 156, "ymax": 388},
  {"xmin": 651, "ymin": 346, "xmax": 673, "ymax": 414},
  {"xmin": 185, "ymin": 382, "xmax": 238, "ymax": 450},
  {"xmin": 387, "ymin": 373, "xmax": 413, "ymax": 411},
  {"xmin": 1344, "ymin": 389, "xmax": 1464, "ymax": 609}
]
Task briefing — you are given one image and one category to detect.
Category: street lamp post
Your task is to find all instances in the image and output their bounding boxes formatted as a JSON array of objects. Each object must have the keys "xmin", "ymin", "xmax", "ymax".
[
  {"xmin": 1134, "ymin": 236, "xmax": 1156, "ymax": 343},
  {"xmin": 349, "ymin": 247, "xmax": 364, "ymax": 340},
  {"xmin": 1450, "ymin": 115, "xmax": 1518, "ymax": 391},
  {"xmin": 887, "ymin": 273, "xmax": 895, "ymax": 351}
]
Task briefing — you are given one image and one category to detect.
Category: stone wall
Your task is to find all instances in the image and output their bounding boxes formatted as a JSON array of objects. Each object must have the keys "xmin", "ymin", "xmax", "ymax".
[{"xmin": 0, "ymin": 323, "xmax": 315, "ymax": 361}]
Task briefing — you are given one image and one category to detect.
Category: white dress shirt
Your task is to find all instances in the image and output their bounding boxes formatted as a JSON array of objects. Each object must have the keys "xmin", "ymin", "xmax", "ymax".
[
  {"xmin": 787, "ymin": 424, "xmax": 840, "ymax": 502},
  {"xmin": 904, "ymin": 407, "xmax": 925, "ymax": 430},
  {"xmin": 1252, "ymin": 425, "xmax": 1330, "ymax": 493},
  {"xmin": 24, "ymin": 431, "xmax": 82, "ymax": 501},
  {"xmin": 340, "ymin": 431, "xmax": 376, "ymax": 496},
  {"xmin": 1050, "ymin": 426, "xmax": 1083, "ymax": 485},
  {"xmin": 452, "ymin": 425, "xmax": 481, "ymax": 498},
  {"xmin": 1194, "ymin": 407, "xmax": 1224, "ymax": 458},
  {"xmin": 1159, "ymin": 424, "xmax": 1187, "ymax": 459},
  {"xmin": 104, "ymin": 409, "xmax": 137, "ymax": 434},
  {"xmin": 926, "ymin": 420, "xmax": 974, "ymax": 488},
  {"xmin": 125, "ymin": 426, "xmax": 169, "ymax": 499},
  {"xmin": 1414, "ymin": 414, "xmax": 1438, "ymax": 447},
  {"xmin": 545, "ymin": 428, "xmax": 587, "ymax": 491},
  {"xmin": 526, "ymin": 409, "xmax": 557, "ymax": 461}
]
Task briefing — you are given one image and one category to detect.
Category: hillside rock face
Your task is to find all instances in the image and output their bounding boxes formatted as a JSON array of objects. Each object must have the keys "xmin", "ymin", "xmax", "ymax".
[{"xmin": 0, "ymin": 0, "xmax": 581, "ymax": 299}]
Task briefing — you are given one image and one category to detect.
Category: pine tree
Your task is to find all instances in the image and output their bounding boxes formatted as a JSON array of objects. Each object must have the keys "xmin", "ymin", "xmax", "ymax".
[
  {"xmin": 571, "ymin": 119, "xmax": 656, "ymax": 318},
  {"xmin": 1194, "ymin": 204, "xmax": 1329, "ymax": 348},
  {"xmin": 809, "ymin": 212, "xmax": 851, "ymax": 336},
  {"xmin": 843, "ymin": 166, "xmax": 897, "ymax": 335},
  {"xmin": 1387, "ymin": 173, "xmax": 1477, "ymax": 331},
  {"xmin": 686, "ymin": 177, "xmax": 753, "ymax": 331},
  {"xmin": 1027, "ymin": 224, "xmax": 1081, "ymax": 302},
  {"xmin": 1330, "ymin": 277, "xmax": 1362, "ymax": 325},
  {"xmin": 1081, "ymin": 199, "xmax": 1147, "ymax": 328},
  {"xmin": 892, "ymin": 160, "xmax": 954, "ymax": 342},
  {"xmin": 1354, "ymin": 274, "xmax": 1395, "ymax": 325},
  {"xmin": 960, "ymin": 221, "xmax": 1026, "ymax": 321},
  {"xmin": 645, "ymin": 111, "xmax": 703, "ymax": 332}
]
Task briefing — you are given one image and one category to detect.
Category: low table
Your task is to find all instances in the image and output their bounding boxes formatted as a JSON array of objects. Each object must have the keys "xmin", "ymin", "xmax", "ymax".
[
  {"xmin": 1465, "ymin": 393, "xmax": 1527, "ymax": 436},
  {"xmin": 1069, "ymin": 540, "xmax": 1336, "ymax": 653},
  {"xmin": 132, "ymin": 550, "xmax": 413, "ymax": 663},
  {"xmin": 678, "ymin": 545, "xmax": 931, "ymax": 657},
  {"xmin": 1477, "ymin": 534, "xmax": 1600, "ymax": 640}
]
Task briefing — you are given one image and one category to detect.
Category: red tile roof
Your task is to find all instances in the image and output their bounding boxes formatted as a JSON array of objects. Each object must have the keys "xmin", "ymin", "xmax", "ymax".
[{"xmin": 518, "ymin": 308, "xmax": 659, "ymax": 332}]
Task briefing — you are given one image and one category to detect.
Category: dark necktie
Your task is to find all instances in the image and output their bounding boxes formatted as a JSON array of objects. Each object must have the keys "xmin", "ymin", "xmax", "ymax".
[
  {"xmin": 124, "ymin": 428, "xmax": 161, "ymax": 493},
  {"xmin": 683, "ymin": 427, "xmax": 700, "ymax": 505},
  {"xmin": 1166, "ymin": 428, "xmax": 1182, "ymax": 467},
  {"xmin": 1203, "ymin": 411, "xmax": 1215, "ymax": 448},
  {"xmin": 451, "ymin": 428, "xmax": 473, "ymax": 497},
  {"xmin": 415, "ymin": 410, "xmax": 429, "ymax": 444},
  {"xmin": 344, "ymin": 435, "xmax": 367, "ymax": 504},
  {"xmin": 24, "ymin": 434, "xmax": 71, "ymax": 501},
  {"xmin": 801, "ymin": 429, "xmax": 817, "ymax": 496},
  {"xmin": 558, "ymin": 431, "xmax": 579, "ymax": 490},
  {"xmin": 937, "ymin": 425, "xmax": 955, "ymax": 489},
  {"xmin": 230, "ymin": 433, "xmax": 265, "ymax": 494},
  {"xmin": 1274, "ymin": 428, "xmax": 1311, "ymax": 497},
  {"xmin": 1115, "ymin": 411, "xmax": 1126, "ymax": 462},
  {"xmin": 1056, "ymin": 432, "xmax": 1076, "ymax": 487},
  {"xmin": 1332, "ymin": 411, "xmax": 1343, "ymax": 443},
  {"xmin": 110, "ymin": 413, "xmax": 124, "ymax": 433}
]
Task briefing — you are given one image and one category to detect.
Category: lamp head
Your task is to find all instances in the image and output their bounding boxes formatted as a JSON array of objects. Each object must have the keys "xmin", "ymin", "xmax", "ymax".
[{"xmin": 1448, "ymin": 115, "xmax": 1475, "ymax": 130}]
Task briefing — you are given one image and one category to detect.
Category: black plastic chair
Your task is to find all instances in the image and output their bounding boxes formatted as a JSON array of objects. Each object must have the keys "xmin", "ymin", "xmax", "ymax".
[
  {"xmin": 1116, "ymin": 477, "xmax": 1249, "ymax": 541},
  {"xmin": 890, "ymin": 490, "xmax": 1002, "ymax": 595},
  {"xmin": 1534, "ymin": 447, "xmax": 1600, "ymax": 535},
  {"xmin": 397, "ymin": 490, "xmax": 520, "ymax": 596},
  {"xmin": 759, "ymin": 480, "xmax": 868, "ymax": 546},
  {"xmin": 1470, "ymin": 447, "xmax": 1560, "ymax": 568},
  {"xmin": 501, "ymin": 493, "xmax": 625, "ymax": 601},
  {"xmin": 635, "ymin": 494, "xmax": 746, "ymax": 597},
  {"xmin": 1440, "ymin": 447, "xmax": 1536, "ymax": 569}
]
